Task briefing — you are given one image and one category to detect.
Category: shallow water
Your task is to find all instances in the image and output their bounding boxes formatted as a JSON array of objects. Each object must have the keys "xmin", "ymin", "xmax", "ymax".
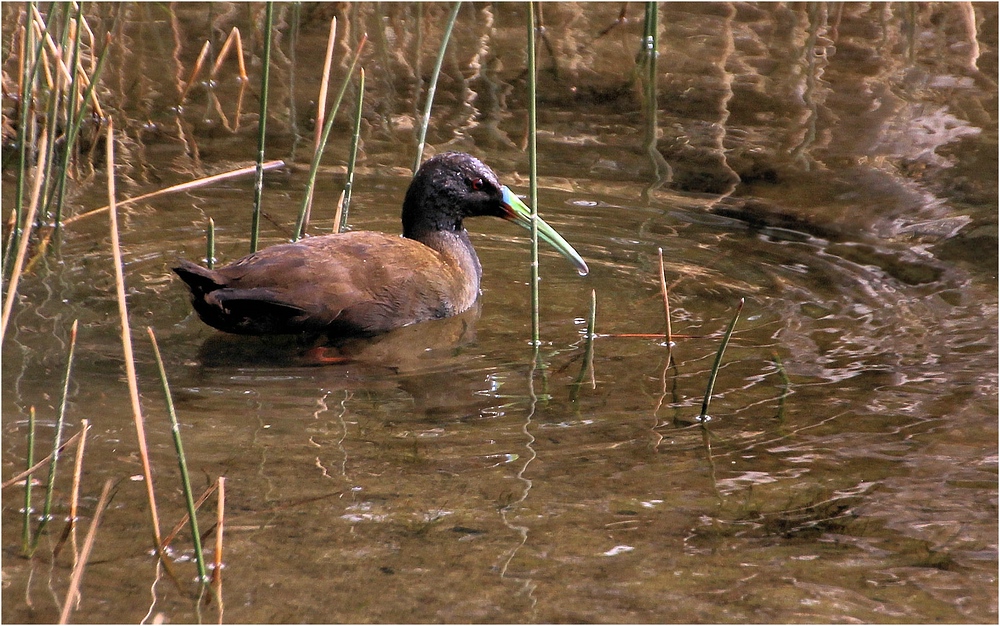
[{"xmin": 2, "ymin": 3, "xmax": 997, "ymax": 623}]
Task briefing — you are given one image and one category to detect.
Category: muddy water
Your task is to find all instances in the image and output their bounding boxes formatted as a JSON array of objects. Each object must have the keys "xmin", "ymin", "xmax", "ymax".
[{"xmin": 2, "ymin": 3, "xmax": 997, "ymax": 623}]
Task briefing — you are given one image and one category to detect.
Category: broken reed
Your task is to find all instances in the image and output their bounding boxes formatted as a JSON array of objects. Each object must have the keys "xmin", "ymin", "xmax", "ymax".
[{"xmin": 413, "ymin": 1, "xmax": 462, "ymax": 173}]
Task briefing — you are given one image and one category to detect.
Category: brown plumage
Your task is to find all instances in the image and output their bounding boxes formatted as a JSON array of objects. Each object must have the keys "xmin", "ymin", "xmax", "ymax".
[{"xmin": 174, "ymin": 152, "xmax": 588, "ymax": 336}]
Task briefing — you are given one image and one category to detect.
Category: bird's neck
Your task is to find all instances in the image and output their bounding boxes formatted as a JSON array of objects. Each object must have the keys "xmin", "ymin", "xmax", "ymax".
[{"xmin": 410, "ymin": 228, "xmax": 482, "ymax": 296}]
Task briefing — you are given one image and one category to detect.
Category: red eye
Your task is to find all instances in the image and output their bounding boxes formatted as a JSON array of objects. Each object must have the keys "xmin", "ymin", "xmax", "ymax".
[{"xmin": 470, "ymin": 178, "xmax": 484, "ymax": 191}]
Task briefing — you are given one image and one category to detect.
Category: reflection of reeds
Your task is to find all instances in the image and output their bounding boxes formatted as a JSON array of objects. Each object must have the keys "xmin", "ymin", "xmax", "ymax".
[
  {"xmin": 413, "ymin": 2, "xmax": 462, "ymax": 173},
  {"xmin": 570, "ymin": 289, "xmax": 597, "ymax": 401},
  {"xmin": 148, "ymin": 328, "xmax": 208, "ymax": 583}
]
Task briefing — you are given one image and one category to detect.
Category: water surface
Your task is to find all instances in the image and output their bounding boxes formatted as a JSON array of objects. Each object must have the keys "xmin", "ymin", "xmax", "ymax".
[{"xmin": 2, "ymin": 3, "xmax": 996, "ymax": 623}]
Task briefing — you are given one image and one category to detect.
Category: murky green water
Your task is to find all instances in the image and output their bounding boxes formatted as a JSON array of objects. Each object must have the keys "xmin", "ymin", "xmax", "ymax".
[{"xmin": 2, "ymin": 3, "xmax": 997, "ymax": 623}]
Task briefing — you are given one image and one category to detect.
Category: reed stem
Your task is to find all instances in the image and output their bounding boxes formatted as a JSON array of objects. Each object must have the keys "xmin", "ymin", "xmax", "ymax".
[
  {"xmin": 212, "ymin": 475, "xmax": 226, "ymax": 616},
  {"xmin": 106, "ymin": 119, "xmax": 163, "ymax": 551},
  {"xmin": 206, "ymin": 217, "xmax": 215, "ymax": 269},
  {"xmin": 35, "ymin": 319, "xmax": 78, "ymax": 547},
  {"xmin": 294, "ymin": 33, "xmax": 368, "ymax": 240},
  {"xmin": 412, "ymin": 2, "xmax": 461, "ymax": 173},
  {"xmin": 21, "ymin": 406, "xmax": 36, "ymax": 555},
  {"xmin": 527, "ymin": 1, "xmax": 540, "ymax": 347},
  {"xmin": 658, "ymin": 248, "xmax": 672, "ymax": 344},
  {"xmin": 250, "ymin": 2, "xmax": 274, "ymax": 253},
  {"xmin": 341, "ymin": 68, "xmax": 365, "ymax": 232},
  {"xmin": 698, "ymin": 298, "xmax": 744, "ymax": 422},
  {"xmin": 58, "ymin": 478, "xmax": 113, "ymax": 625},
  {"xmin": 148, "ymin": 327, "xmax": 207, "ymax": 583},
  {"xmin": 2, "ymin": 426, "xmax": 86, "ymax": 490},
  {"xmin": 68, "ymin": 418, "xmax": 89, "ymax": 570},
  {"xmin": 1, "ymin": 127, "xmax": 48, "ymax": 345}
]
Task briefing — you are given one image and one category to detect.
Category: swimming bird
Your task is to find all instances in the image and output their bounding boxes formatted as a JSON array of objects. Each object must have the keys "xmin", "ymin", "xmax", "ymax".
[{"xmin": 173, "ymin": 152, "xmax": 588, "ymax": 336}]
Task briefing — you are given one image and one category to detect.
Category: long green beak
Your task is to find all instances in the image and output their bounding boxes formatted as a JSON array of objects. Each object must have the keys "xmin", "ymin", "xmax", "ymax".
[{"xmin": 500, "ymin": 186, "xmax": 589, "ymax": 276}]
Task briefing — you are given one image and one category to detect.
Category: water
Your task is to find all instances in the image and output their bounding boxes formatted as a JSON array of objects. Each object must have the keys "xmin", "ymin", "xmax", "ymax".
[{"xmin": 2, "ymin": 3, "xmax": 996, "ymax": 623}]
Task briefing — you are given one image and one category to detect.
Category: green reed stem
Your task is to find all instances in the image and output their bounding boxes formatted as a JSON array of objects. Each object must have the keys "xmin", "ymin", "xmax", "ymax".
[
  {"xmin": 50, "ymin": 4, "xmax": 85, "ymax": 228},
  {"xmin": 34, "ymin": 319, "xmax": 78, "ymax": 548},
  {"xmin": 698, "ymin": 298, "xmax": 744, "ymax": 422},
  {"xmin": 205, "ymin": 217, "xmax": 216, "ymax": 269},
  {"xmin": 294, "ymin": 33, "xmax": 368, "ymax": 240},
  {"xmin": 147, "ymin": 327, "xmax": 207, "ymax": 583},
  {"xmin": 6, "ymin": 11, "xmax": 37, "ymax": 280},
  {"xmin": 341, "ymin": 68, "xmax": 365, "ymax": 232},
  {"xmin": 21, "ymin": 406, "xmax": 36, "ymax": 555},
  {"xmin": 412, "ymin": 1, "xmax": 461, "ymax": 173},
  {"xmin": 527, "ymin": 1, "xmax": 540, "ymax": 347},
  {"xmin": 250, "ymin": 2, "xmax": 274, "ymax": 253}
]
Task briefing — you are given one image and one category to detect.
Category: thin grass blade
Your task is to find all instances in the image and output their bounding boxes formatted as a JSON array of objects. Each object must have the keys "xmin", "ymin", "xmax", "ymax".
[
  {"xmin": 412, "ymin": 2, "xmax": 462, "ymax": 173},
  {"xmin": 698, "ymin": 298, "xmax": 744, "ymax": 422}
]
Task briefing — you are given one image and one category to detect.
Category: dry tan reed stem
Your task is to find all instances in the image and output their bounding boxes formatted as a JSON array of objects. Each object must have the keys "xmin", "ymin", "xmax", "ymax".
[
  {"xmin": 314, "ymin": 18, "xmax": 337, "ymax": 150},
  {"xmin": 58, "ymin": 478, "xmax": 113, "ymax": 625},
  {"xmin": 26, "ymin": 160, "xmax": 285, "ymax": 275},
  {"xmin": 68, "ymin": 418, "xmax": 90, "ymax": 571},
  {"xmin": 159, "ymin": 482, "xmax": 218, "ymax": 552},
  {"xmin": 212, "ymin": 476, "xmax": 226, "ymax": 619},
  {"xmin": 179, "ymin": 40, "xmax": 212, "ymax": 103},
  {"xmin": 657, "ymin": 248, "xmax": 672, "ymax": 344},
  {"xmin": 331, "ymin": 189, "xmax": 346, "ymax": 234},
  {"xmin": 60, "ymin": 160, "xmax": 286, "ymax": 228},
  {"xmin": 2, "ymin": 426, "xmax": 87, "ymax": 490},
  {"xmin": 0, "ymin": 127, "xmax": 49, "ymax": 344},
  {"xmin": 30, "ymin": 5, "xmax": 103, "ymax": 116},
  {"xmin": 106, "ymin": 120, "xmax": 163, "ymax": 550},
  {"xmin": 212, "ymin": 28, "xmax": 248, "ymax": 80}
]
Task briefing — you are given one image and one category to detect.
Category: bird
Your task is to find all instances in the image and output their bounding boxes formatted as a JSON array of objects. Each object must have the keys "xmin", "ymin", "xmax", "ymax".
[{"xmin": 173, "ymin": 152, "xmax": 588, "ymax": 336}]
